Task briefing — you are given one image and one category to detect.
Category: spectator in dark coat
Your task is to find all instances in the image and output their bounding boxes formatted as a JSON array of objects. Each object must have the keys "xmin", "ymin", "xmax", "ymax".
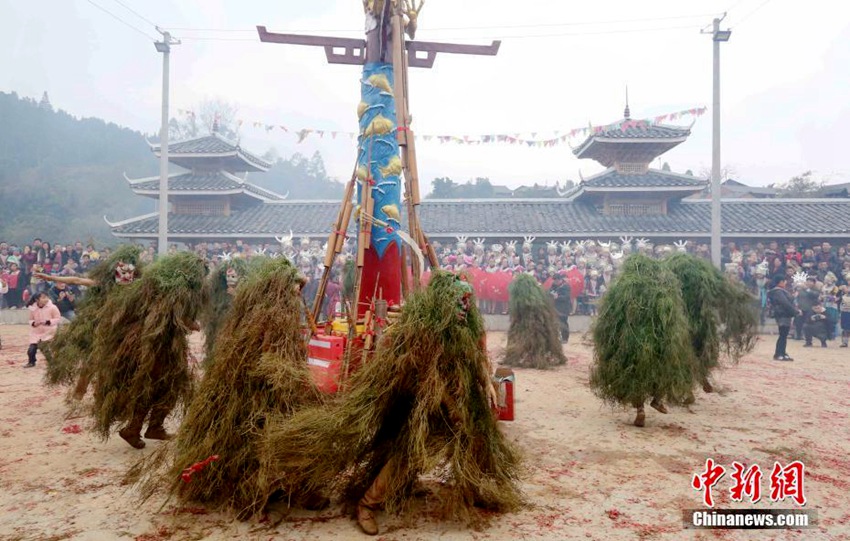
[
  {"xmin": 49, "ymin": 281, "xmax": 78, "ymax": 321},
  {"xmin": 803, "ymin": 303, "xmax": 830, "ymax": 347},
  {"xmin": 768, "ymin": 276, "xmax": 799, "ymax": 361},
  {"xmin": 794, "ymin": 277, "xmax": 819, "ymax": 340},
  {"xmin": 550, "ymin": 271, "xmax": 572, "ymax": 343}
]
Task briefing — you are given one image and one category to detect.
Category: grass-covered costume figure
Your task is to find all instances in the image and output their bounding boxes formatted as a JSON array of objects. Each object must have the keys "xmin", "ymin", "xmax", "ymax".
[
  {"xmin": 36, "ymin": 245, "xmax": 143, "ymax": 399},
  {"xmin": 90, "ymin": 251, "xmax": 208, "ymax": 449},
  {"xmin": 503, "ymin": 273, "xmax": 566, "ymax": 368},
  {"xmin": 261, "ymin": 272, "xmax": 522, "ymax": 536},
  {"xmin": 130, "ymin": 257, "xmax": 322, "ymax": 517},
  {"xmin": 589, "ymin": 256, "xmax": 695, "ymax": 427},
  {"xmin": 663, "ymin": 253, "xmax": 757, "ymax": 396},
  {"xmin": 201, "ymin": 256, "xmax": 249, "ymax": 366}
]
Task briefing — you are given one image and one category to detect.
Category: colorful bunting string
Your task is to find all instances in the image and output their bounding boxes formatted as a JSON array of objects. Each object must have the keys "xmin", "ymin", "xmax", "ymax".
[{"xmin": 176, "ymin": 106, "xmax": 706, "ymax": 147}]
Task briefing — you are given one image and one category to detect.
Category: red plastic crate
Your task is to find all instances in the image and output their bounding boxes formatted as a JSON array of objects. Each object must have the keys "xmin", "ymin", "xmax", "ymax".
[{"xmin": 307, "ymin": 334, "xmax": 346, "ymax": 393}]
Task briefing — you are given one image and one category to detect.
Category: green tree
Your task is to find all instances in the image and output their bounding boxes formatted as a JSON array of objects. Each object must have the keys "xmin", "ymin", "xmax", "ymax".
[
  {"xmin": 776, "ymin": 171, "xmax": 823, "ymax": 198},
  {"xmin": 429, "ymin": 177, "xmax": 456, "ymax": 198}
]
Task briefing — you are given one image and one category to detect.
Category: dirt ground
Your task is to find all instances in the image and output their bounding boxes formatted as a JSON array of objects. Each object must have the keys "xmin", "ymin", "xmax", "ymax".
[{"xmin": 0, "ymin": 325, "xmax": 847, "ymax": 541}]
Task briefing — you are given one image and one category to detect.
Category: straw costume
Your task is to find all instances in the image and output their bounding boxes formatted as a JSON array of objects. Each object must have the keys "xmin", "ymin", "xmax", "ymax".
[
  {"xmin": 38, "ymin": 245, "xmax": 143, "ymax": 399},
  {"xmin": 663, "ymin": 253, "xmax": 757, "ymax": 396},
  {"xmin": 129, "ymin": 257, "xmax": 322, "ymax": 517},
  {"xmin": 503, "ymin": 273, "xmax": 566, "ymax": 368},
  {"xmin": 90, "ymin": 252, "xmax": 208, "ymax": 449},
  {"xmin": 261, "ymin": 272, "xmax": 522, "ymax": 535},
  {"xmin": 201, "ymin": 257, "xmax": 249, "ymax": 365},
  {"xmin": 589, "ymin": 255, "xmax": 696, "ymax": 427}
]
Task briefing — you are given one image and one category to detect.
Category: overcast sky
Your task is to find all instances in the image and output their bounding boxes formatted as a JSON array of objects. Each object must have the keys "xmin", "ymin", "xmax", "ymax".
[{"xmin": 2, "ymin": 0, "xmax": 849, "ymax": 193}]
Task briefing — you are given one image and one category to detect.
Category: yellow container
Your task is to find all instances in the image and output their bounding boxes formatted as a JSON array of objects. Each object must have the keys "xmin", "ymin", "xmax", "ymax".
[{"xmin": 331, "ymin": 318, "xmax": 365, "ymax": 336}]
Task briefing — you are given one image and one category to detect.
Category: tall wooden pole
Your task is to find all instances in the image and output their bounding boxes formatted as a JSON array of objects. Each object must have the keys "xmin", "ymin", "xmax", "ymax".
[{"xmin": 257, "ymin": 13, "xmax": 499, "ymax": 317}]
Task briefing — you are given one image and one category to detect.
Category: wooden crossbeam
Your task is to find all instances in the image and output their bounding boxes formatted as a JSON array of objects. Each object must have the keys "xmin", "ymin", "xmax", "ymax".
[{"xmin": 257, "ymin": 26, "xmax": 500, "ymax": 67}]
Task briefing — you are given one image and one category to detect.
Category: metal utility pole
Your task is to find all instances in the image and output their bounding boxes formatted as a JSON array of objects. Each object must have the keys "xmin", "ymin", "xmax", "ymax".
[
  {"xmin": 708, "ymin": 16, "xmax": 731, "ymax": 269},
  {"xmin": 155, "ymin": 28, "xmax": 179, "ymax": 256}
]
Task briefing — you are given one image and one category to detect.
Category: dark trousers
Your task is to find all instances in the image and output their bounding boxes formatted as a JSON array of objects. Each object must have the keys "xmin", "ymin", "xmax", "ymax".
[
  {"xmin": 774, "ymin": 325, "xmax": 790, "ymax": 358},
  {"xmin": 559, "ymin": 315, "xmax": 570, "ymax": 343},
  {"xmin": 804, "ymin": 325, "xmax": 828, "ymax": 346},
  {"xmin": 27, "ymin": 343, "xmax": 39, "ymax": 365},
  {"xmin": 794, "ymin": 311, "xmax": 812, "ymax": 339}
]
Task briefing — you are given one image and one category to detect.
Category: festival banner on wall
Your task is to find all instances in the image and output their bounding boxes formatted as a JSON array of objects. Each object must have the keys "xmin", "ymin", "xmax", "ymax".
[{"xmin": 175, "ymin": 106, "xmax": 707, "ymax": 148}]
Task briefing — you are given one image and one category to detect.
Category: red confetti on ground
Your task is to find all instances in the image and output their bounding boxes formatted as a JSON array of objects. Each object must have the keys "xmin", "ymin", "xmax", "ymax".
[
  {"xmin": 61, "ymin": 425, "xmax": 82, "ymax": 434},
  {"xmin": 606, "ymin": 508, "xmax": 621, "ymax": 520},
  {"xmin": 168, "ymin": 506, "xmax": 208, "ymax": 515},
  {"xmin": 134, "ymin": 525, "xmax": 172, "ymax": 541},
  {"xmin": 180, "ymin": 455, "xmax": 220, "ymax": 483}
]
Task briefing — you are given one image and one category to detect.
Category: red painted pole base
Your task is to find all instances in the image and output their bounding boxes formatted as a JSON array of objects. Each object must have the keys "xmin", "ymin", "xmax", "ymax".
[{"xmin": 358, "ymin": 245, "xmax": 402, "ymax": 319}]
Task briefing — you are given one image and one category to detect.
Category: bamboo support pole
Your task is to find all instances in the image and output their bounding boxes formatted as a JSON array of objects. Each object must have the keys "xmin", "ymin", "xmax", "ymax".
[{"xmin": 312, "ymin": 175, "xmax": 356, "ymax": 323}]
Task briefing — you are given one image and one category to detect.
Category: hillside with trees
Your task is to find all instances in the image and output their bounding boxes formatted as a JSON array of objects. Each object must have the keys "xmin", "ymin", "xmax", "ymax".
[
  {"xmin": 0, "ymin": 91, "xmax": 156, "ymax": 245},
  {"xmin": 0, "ymin": 92, "xmax": 343, "ymax": 244}
]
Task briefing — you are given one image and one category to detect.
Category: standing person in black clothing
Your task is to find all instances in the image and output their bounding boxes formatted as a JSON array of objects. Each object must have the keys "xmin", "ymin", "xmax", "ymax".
[
  {"xmin": 768, "ymin": 276, "xmax": 800, "ymax": 361},
  {"xmin": 794, "ymin": 276, "xmax": 819, "ymax": 340},
  {"xmin": 550, "ymin": 271, "xmax": 572, "ymax": 343}
]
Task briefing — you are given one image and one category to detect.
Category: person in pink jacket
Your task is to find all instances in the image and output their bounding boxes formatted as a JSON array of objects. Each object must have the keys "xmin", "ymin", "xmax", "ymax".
[{"xmin": 25, "ymin": 292, "xmax": 61, "ymax": 368}]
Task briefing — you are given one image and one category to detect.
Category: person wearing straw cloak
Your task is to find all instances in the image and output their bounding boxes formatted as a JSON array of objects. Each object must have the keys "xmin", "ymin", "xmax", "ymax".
[
  {"xmin": 200, "ymin": 255, "xmax": 248, "ymax": 366},
  {"xmin": 34, "ymin": 245, "xmax": 143, "ymax": 400},
  {"xmin": 663, "ymin": 253, "xmax": 757, "ymax": 398},
  {"xmin": 89, "ymin": 251, "xmax": 208, "ymax": 449},
  {"xmin": 589, "ymin": 256, "xmax": 696, "ymax": 427},
  {"xmin": 261, "ymin": 272, "xmax": 521, "ymax": 536},
  {"xmin": 503, "ymin": 273, "xmax": 566, "ymax": 368},
  {"xmin": 128, "ymin": 257, "xmax": 325, "ymax": 517}
]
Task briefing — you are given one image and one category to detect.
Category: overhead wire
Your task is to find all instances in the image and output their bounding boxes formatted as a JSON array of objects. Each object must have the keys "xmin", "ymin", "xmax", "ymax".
[
  {"xmin": 732, "ymin": 0, "xmax": 777, "ymax": 28},
  {"xmin": 165, "ymin": 11, "xmax": 718, "ymax": 36},
  {"xmin": 84, "ymin": 0, "xmax": 157, "ymax": 41},
  {"xmin": 180, "ymin": 23, "xmax": 705, "ymax": 43},
  {"xmin": 108, "ymin": 0, "xmax": 159, "ymax": 29}
]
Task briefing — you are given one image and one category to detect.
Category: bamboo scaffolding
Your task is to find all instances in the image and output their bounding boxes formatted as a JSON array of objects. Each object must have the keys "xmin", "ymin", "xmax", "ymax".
[{"xmin": 311, "ymin": 169, "xmax": 357, "ymax": 323}]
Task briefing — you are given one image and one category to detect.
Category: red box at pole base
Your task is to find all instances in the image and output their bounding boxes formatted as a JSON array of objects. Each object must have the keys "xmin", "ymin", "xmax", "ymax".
[
  {"xmin": 493, "ymin": 367, "xmax": 515, "ymax": 421},
  {"xmin": 307, "ymin": 334, "xmax": 346, "ymax": 393}
]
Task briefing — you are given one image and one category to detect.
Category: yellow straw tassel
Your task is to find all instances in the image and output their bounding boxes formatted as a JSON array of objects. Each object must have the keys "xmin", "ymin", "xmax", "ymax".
[
  {"xmin": 357, "ymin": 101, "xmax": 369, "ymax": 119},
  {"xmin": 364, "ymin": 115, "xmax": 394, "ymax": 137},
  {"xmin": 379, "ymin": 156, "xmax": 403, "ymax": 178},
  {"xmin": 367, "ymin": 74, "xmax": 393, "ymax": 94},
  {"xmin": 356, "ymin": 165, "xmax": 369, "ymax": 181},
  {"xmin": 381, "ymin": 204, "xmax": 400, "ymax": 222}
]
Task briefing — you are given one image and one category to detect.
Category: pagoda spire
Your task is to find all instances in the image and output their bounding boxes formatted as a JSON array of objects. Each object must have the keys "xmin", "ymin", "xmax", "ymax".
[{"xmin": 624, "ymin": 85, "xmax": 630, "ymax": 119}]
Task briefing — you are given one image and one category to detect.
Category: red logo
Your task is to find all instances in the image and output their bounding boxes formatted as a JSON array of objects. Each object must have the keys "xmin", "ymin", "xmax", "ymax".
[
  {"xmin": 770, "ymin": 461, "xmax": 807, "ymax": 506},
  {"xmin": 693, "ymin": 459, "xmax": 807, "ymax": 508},
  {"xmin": 692, "ymin": 458, "xmax": 726, "ymax": 507},
  {"xmin": 730, "ymin": 462, "xmax": 763, "ymax": 504}
]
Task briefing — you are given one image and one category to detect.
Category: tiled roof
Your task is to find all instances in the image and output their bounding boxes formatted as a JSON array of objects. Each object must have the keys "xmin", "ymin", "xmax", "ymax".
[
  {"xmin": 573, "ymin": 123, "xmax": 692, "ymax": 167},
  {"xmin": 111, "ymin": 199, "xmax": 850, "ymax": 238},
  {"xmin": 573, "ymin": 123, "xmax": 690, "ymax": 156},
  {"xmin": 581, "ymin": 169, "xmax": 707, "ymax": 189},
  {"xmin": 130, "ymin": 171, "xmax": 284, "ymax": 201},
  {"xmin": 151, "ymin": 133, "xmax": 272, "ymax": 171}
]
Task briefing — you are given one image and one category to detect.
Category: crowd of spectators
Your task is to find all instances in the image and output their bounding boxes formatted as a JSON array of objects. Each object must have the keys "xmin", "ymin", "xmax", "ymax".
[
  {"xmin": 0, "ymin": 239, "xmax": 120, "ymax": 315},
  {"xmin": 4, "ymin": 237, "xmax": 850, "ymax": 341}
]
